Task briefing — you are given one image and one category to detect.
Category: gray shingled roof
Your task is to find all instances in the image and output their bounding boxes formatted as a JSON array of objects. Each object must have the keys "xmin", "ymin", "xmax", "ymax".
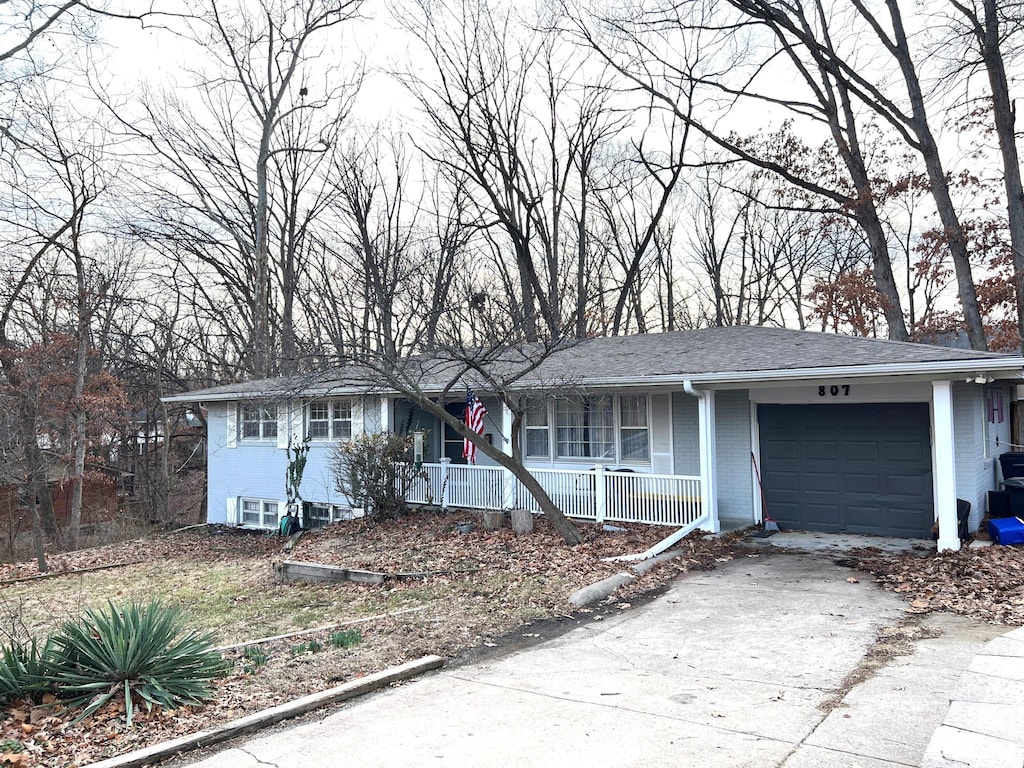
[
  {"xmin": 523, "ymin": 326, "xmax": 1016, "ymax": 381},
  {"xmin": 162, "ymin": 326, "xmax": 1024, "ymax": 402}
]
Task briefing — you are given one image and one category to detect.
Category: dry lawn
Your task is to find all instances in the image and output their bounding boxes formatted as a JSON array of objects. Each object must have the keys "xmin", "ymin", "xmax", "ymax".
[
  {"xmin": 2, "ymin": 512, "xmax": 1023, "ymax": 767},
  {"xmin": 0, "ymin": 511, "xmax": 739, "ymax": 767}
]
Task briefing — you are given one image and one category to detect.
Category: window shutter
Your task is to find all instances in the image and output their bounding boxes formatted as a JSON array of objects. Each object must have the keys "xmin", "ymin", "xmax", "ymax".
[
  {"xmin": 226, "ymin": 496, "xmax": 238, "ymax": 525},
  {"xmin": 277, "ymin": 402, "xmax": 289, "ymax": 449},
  {"xmin": 226, "ymin": 404, "xmax": 237, "ymax": 448},
  {"xmin": 352, "ymin": 398, "xmax": 364, "ymax": 437},
  {"xmin": 291, "ymin": 401, "xmax": 304, "ymax": 441}
]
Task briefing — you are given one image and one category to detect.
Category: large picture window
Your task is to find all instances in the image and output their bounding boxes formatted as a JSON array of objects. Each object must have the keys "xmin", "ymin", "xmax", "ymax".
[
  {"xmin": 308, "ymin": 399, "xmax": 353, "ymax": 440},
  {"xmin": 555, "ymin": 397, "xmax": 614, "ymax": 459},
  {"xmin": 240, "ymin": 404, "xmax": 277, "ymax": 440},
  {"xmin": 526, "ymin": 394, "xmax": 651, "ymax": 463}
]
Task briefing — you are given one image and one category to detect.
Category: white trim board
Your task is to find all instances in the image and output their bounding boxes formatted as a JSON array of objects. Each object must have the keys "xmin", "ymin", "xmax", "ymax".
[{"xmin": 747, "ymin": 381, "xmax": 932, "ymax": 405}]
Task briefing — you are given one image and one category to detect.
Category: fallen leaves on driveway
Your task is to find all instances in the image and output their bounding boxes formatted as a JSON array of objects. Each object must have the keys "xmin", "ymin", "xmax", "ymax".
[{"xmin": 843, "ymin": 543, "xmax": 1024, "ymax": 625}]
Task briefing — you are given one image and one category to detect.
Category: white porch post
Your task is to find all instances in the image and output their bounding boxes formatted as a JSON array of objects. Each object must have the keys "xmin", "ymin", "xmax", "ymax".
[
  {"xmin": 594, "ymin": 464, "xmax": 607, "ymax": 523},
  {"xmin": 932, "ymin": 380, "xmax": 960, "ymax": 552},
  {"xmin": 380, "ymin": 396, "xmax": 392, "ymax": 433},
  {"xmin": 501, "ymin": 400, "xmax": 516, "ymax": 509}
]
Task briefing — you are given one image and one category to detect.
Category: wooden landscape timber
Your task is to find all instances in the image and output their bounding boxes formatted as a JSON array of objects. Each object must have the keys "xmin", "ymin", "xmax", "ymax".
[{"xmin": 273, "ymin": 560, "xmax": 479, "ymax": 585}]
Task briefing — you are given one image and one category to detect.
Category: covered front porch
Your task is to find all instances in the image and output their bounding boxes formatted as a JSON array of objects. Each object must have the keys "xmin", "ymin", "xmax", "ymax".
[{"xmin": 406, "ymin": 461, "xmax": 708, "ymax": 530}]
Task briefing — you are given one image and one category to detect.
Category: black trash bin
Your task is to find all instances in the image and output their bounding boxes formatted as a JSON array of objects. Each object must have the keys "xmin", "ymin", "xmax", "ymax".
[
  {"xmin": 989, "ymin": 489, "xmax": 1013, "ymax": 518},
  {"xmin": 1005, "ymin": 477, "xmax": 1024, "ymax": 517},
  {"xmin": 957, "ymin": 498, "xmax": 972, "ymax": 543},
  {"xmin": 1000, "ymin": 452, "xmax": 1024, "ymax": 480}
]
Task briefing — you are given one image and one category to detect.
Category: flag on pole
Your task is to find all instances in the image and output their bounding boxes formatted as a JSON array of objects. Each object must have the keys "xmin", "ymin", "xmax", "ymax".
[{"xmin": 462, "ymin": 386, "xmax": 487, "ymax": 464}]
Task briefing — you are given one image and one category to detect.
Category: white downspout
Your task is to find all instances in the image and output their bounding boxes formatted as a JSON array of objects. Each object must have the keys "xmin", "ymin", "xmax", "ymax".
[
  {"xmin": 684, "ymin": 379, "xmax": 719, "ymax": 534},
  {"xmin": 607, "ymin": 379, "xmax": 719, "ymax": 563}
]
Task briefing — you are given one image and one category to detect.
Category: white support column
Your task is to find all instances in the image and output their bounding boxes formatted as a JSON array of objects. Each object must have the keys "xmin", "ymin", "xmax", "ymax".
[
  {"xmin": 594, "ymin": 464, "xmax": 607, "ymax": 523},
  {"xmin": 501, "ymin": 400, "xmax": 516, "ymax": 509},
  {"xmin": 380, "ymin": 396, "xmax": 392, "ymax": 434},
  {"xmin": 699, "ymin": 389, "xmax": 719, "ymax": 533},
  {"xmin": 932, "ymin": 380, "xmax": 960, "ymax": 552}
]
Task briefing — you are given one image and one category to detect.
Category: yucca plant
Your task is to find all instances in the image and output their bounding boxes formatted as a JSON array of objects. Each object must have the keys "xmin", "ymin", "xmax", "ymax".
[
  {"xmin": 49, "ymin": 600, "xmax": 223, "ymax": 727},
  {"xmin": 0, "ymin": 638, "xmax": 55, "ymax": 704}
]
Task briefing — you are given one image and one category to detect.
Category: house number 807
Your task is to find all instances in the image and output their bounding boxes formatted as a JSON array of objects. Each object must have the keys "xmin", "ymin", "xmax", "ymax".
[{"xmin": 818, "ymin": 385, "xmax": 850, "ymax": 397}]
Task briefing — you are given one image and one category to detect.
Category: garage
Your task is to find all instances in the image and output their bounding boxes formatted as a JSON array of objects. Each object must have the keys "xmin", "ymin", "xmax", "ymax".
[{"xmin": 757, "ymin": 402, "xmax": 933, "ymax": 537}]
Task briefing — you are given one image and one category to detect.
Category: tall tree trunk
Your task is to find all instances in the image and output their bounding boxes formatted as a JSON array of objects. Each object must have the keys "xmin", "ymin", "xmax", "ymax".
[
  {"xmin": 31, "ymin": 477, "xmax": 48, "ymax": 573},
  {"xmin": 879, "ymin": 0, "xmax": 986, "ymax": 348},
  {"xmin": 68, "ymin": 252, "xmax": 89, "ymax": 551},
  {"xmin": 971, "ymin": 0, "xmax": 1024, "ymax": 351}
]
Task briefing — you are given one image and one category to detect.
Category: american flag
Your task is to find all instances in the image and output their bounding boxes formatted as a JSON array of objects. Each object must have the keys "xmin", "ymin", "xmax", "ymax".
[{"xmin": 462, "ymin": 387, "xmax": 487, "ymax": 464}]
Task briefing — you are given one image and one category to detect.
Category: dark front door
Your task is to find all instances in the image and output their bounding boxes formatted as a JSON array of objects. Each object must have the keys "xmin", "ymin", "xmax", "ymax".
[
  {"xmin": 444, "ymin": 401, "xmax": 466, "ymax": 464},
  {"xmin": 757, "ymin": 402, "xmax": 933, "ymax": 537}
]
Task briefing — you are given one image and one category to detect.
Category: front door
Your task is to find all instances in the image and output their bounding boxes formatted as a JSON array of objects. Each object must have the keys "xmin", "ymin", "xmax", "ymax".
[{"xmin": 444, "ymin": 401, "xmax": 466, "ymax": 464}]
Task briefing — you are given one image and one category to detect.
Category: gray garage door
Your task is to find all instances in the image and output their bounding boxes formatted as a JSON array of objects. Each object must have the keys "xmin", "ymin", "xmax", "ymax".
[{"xmin": 757, "ymin": 403, "xmax": 933, "ymax": 537}]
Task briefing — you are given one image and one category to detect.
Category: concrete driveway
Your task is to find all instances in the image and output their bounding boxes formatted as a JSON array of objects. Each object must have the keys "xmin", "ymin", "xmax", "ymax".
[{"xmin": 177, "ymin": 550, "xmax": 1003, "ymax": 768}]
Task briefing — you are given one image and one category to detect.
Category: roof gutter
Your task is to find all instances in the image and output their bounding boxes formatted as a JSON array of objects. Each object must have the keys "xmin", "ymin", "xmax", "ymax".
[
  {"xmin": 525, "ymin": 358, "xmax": 1024, "ymax": 391},
  {"xmin": 161, "ymin": 355, "xmax": 1024, "ymax": 404}
]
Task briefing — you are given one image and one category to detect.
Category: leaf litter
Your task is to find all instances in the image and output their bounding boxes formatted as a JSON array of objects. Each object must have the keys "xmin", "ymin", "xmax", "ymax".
[{"xmin": 4, "ymin": 513, "xmax": 1023, "ymax": 766}]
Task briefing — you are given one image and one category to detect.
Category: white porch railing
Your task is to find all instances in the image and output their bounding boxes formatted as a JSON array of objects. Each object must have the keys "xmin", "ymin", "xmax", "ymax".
[{"xmin": 405, "ymin": 460, "xmax": 705, "ymax": 528}]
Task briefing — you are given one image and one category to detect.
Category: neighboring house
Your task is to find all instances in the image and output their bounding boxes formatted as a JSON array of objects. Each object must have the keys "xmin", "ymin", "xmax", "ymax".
[
  {"xmin": 161, "ymin": 326, "xmax": 1024, "ymax": 552},
  {"xmin": 0, "ymin": 458, "xmax": 124, "ymax": 533}
]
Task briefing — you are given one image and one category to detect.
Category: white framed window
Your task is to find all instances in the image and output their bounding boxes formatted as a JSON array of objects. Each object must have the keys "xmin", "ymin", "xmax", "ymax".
[
  {"xmin": 527, "ymin": 394, "xmax": 652, "ymax": 463},
  {"xmin": 308, "ymin": 399, "xmax": 353, "ymax": 440},
  {"xmin": 619, "ymin": 395, "xmax": 650, "ymax": 461},
  {"xmin": 240, "ymin": 404, "xmax": 278, "ymax": 440},
  {"xmin": 305, "ymin": 503, "xmax": 357, "ymax": 528},
  {"xmin": 523, "ymin": 399, "xmax": 549, "ymax": 458},
  {"xmin": 555, "ymin": 396, "xmax": 614, "ymax": 459},
  {"xmin": 240, "ymin": 498, "xmax": 279, "ymax": 528}
]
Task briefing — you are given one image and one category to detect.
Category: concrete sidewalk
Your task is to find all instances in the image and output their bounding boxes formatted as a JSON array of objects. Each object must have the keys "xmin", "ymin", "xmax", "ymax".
[
  {"xmin": 923, "ymin": 625, "xmax": 1024, "ymax": 767},
  {"xmin": 174, "ymin": 551, "xmax": 1005, "ymax": 768}
]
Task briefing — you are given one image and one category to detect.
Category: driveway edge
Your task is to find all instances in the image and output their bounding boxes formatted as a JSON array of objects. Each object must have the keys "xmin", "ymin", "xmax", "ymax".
[{"xmin": 85, "ymin": 655, "xmax": 445, "ymax": 768}]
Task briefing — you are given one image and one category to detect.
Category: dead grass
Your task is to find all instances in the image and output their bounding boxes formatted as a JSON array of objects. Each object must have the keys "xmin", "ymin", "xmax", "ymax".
[
  {"xmin": 0, "ymin": 511, "xmax": 743, "ymax": 767},
  {"xmin": 9, "ymin": 515, "xmax": 1019, "ymax": 767}
]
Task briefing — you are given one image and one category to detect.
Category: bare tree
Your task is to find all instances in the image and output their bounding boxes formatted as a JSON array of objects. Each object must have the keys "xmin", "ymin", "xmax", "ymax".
[
  {"xmin": 114, "ymin": 0, "xmax": 363, "ymax": 378},
  {"xmin": 398, "ymin": 0, "xmax": 647, "ymax": 342},
  {"xmin": 565, "ymin": 1, "xmax": 946, "ymax": 342},
  {"xmin": 942, "ymin": 0, "xmax": 1024, "ymax": 351}
]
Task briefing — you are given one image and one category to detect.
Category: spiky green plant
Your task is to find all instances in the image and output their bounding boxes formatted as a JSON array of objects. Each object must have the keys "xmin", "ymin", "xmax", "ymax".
[
  {"xmin": 0, "ymin": 638, "xmax": 55, "ymax": 704},
  {"xmin": 242, "ymin": 645, "xmax": 268, "ymax": 674},
  {"xmin": 330, "ymin": 629, "xmax": 362, "ymax": 649},
  {"xmin": 49, "ymin": 601, "xmax": 223, "ymax": 727}
]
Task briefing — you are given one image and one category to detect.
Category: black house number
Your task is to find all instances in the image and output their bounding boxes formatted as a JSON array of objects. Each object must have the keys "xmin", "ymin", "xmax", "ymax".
[{"xmin": 818, "ymin": 384, "xmax": 850, "ymax": 397}]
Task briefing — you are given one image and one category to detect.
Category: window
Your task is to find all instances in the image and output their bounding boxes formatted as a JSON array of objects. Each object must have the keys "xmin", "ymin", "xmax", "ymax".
[
  {"xmin": 304, "ymin": 503, "xmax": 359, "ymax": 527},
  {"xmin": 306, "ymin": 503, "xmax": 332, "ymax": 529},
  {"xmin": 240, "ymin": 498, "xmax": 279, "ymax": 528},
  {"xmin": 308, "ymin": 399, "xmax": 353, "ymax": 440},
  {"xmin": 619, "ymin": 395, "xmax": 650, "ymax": 461},
  {"xmin": 523, "ymin": 399, "xmax": 549, "ymax": 458},
  {"xmin": 240, "ymin": 404, "xmax": 277, "ymax": 440},
  {"xmin": 555, "ymin": 397, "xmax": 614, "ymax": 459}
]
